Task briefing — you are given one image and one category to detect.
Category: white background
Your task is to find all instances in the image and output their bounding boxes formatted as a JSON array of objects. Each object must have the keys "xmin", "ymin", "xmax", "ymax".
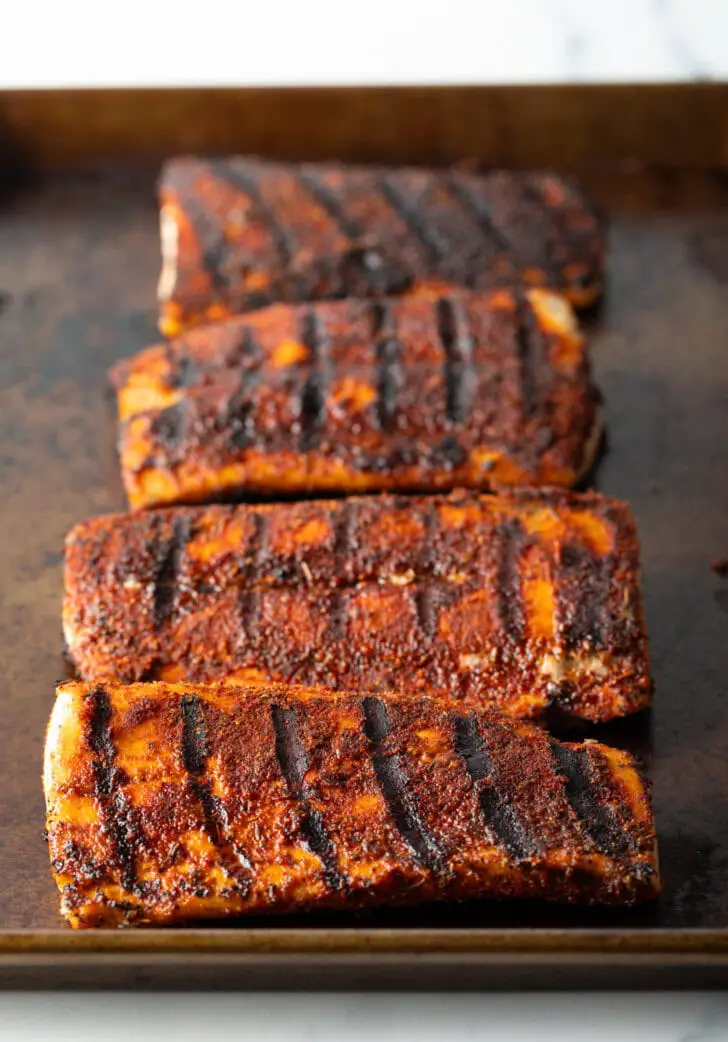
[
  {"xmin": 2, "ymin": 0, "xmax": 728, "ymax": 1038},
  {"xmin": 2, "ymin": 992, "xmax": 728, "ymax": 1041},
  {"xmin": 0, "ymin": 0, "xmax": 726, "ymax": 88}
]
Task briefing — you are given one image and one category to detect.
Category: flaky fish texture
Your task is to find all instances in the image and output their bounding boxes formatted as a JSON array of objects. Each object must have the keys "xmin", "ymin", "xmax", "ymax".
[
  {"xmin": 112, "ymin": 289, "xmax": 599, "ymax": 510},
  {"xmin": 63, "ymin": 490, "xmax": 651, "ymax": 723},
  {"xmin": 45, "ymin": 680, "xmax": 660, "ymax": 928},
  {"xmin": 157, "ymin": 157, "xmax": 605, "ymax": 334}
]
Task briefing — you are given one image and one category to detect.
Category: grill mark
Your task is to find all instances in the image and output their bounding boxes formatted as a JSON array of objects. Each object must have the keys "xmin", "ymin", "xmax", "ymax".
[
  {"xmin": 414, "ymin": 501, "xmax": 440, "ymax": 638},
  {"xmin": 520, "ymin": 178, "xmax": 562, "ymax": 284},
  {"xmin": 180, "ymin": 692, "xmax": 208, "ymax": 774},
  {"xmin": 163, "ymin": 351, "xmax": 197, "ymax": 390},
  {"xmin": 370, "ymin": 298, "xmax": 400, "ymax": 432},
  {"xmin": 362, "ymin": 696, "xmax": 445, "ymax": 871},
  {"xmin": 153, "ymin": 515, "xmax": 190, "ymax": 628},
  {"xmin": 447, "ymin": 174, "xmax": 511, "ymax": 254},
  {"xmin": 454, "ymin": 715, "xmax": 538, "ymax": 861},
  {"xmin": 208, "ymin": 160, "xmax": 294, "ymax": 267},
  {"xmin": 435, "ymin": 297, "xmax": 473, "ymax": 424},
  {"xmin": 414, "ymin": 585, "xmax": 437, "ymax": 638},
  {"xmin": 299, "ymin": 171, "xmax": 360, "ymax": 239},
  {"xmin": 557, "ymin": 541, "xmax": 609, "ymax": 651},
  {"xmin": 86, "ymin": 686, "xmax": 139, "ymax": 892},
  {"xmin": 550, "ymin": 741, "xmax": 636, "ymax": 857},
  {"xmin": 333, "ymin": 500, "xmax": 354, "ymax": 573},
  {"xmin": 178, "ymin": 694, "xmax": 252, "ymax": 893},
  {"xmin": 239, "ymin": 511, "xmax": 269, "ymax": 642},
  {"xmin": 419, "ymin": 500, "xmax": 439, "ymax": 570},
  {"xmin": 378, "ymin": 177, "xmax": 445, "ymax": 267},
  {"xmin": 375, "ymin": 337, "xmax": 400, "ymax": 432},
  {"xmin": 369, "ymin": 300, "xmax": 393, "ymax": 339},
  {"xmin": 223, "ymin": 328, "xmax": 263, "ymax": 451},
  {"xmin": 299, "ymin": 310, "xmax": 328, "ymax": 452},
  {"xmin": 514, "ymin": 290, "xmax": 541, "ymax": 416},
  {"xmin": 149, "ymin": 399, "xmax": 189, "ymax": 464},
  {"xmin": 225, "ymin": 324, "xmax": 262, "ymax": 368},
  {"xmin": 182, "ymin": 194, "xmax": 229, "ymax": 291},
  {"xmin": 271, "ymin": 704, "xmax": 345, "ymax": 890},
  {"xmin": 495, "ymin": 517, "xmax": 526, "ymax": 644},
  {"xmin": 327, "ymin": 501, "xmax": 354, "ymax": 640}
]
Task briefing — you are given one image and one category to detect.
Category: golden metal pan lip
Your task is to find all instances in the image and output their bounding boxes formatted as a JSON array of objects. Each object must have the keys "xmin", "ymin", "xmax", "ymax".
[{"xmin": 2, "ymin": 926, "xmax": 728, "ymax": 959}]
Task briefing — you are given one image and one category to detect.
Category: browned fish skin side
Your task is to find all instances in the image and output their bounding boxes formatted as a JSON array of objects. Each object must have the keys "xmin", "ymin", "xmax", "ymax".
[
  {"xmin": 44, "ymin": 680, "xmax": 660, "ymax": 928},
  {"xmin": 112, "ymin": 289, "xmax": 597, "ymax": 510},
  {"xmin": 62, "ymin": 489, "xmax": 651, "ymax": 722},
  {"xmin": 157, "ymin": 157, "xmax": 605, "ymax": 334}
]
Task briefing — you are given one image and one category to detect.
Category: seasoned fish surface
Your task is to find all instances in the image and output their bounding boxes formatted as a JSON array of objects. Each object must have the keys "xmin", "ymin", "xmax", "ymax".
[
  {"xmin": 158, "ymin": 157, "xmax": 605, "ymax": 334},
  {"xmin": 45, "ymin": 680, "xmax": 660, "ymax": 928},
  {"xmin": 63, "ymin": 490, "xmax": 651, "ymax": 722},
  {"xmin": 112, "ymin": 289, "xmax": 598, "ymax": 509}
]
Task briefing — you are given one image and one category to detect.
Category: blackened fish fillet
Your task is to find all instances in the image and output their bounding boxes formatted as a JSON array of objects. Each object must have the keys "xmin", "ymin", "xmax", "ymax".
[
  {"xmin": 158, "ymin": 157, "xmax": 605, "ymax": 334},
  {"xmin": 62, "ymin": 489, "xmax": 651, "ymax": 722},
  {"xmin": 112, "ymin": 289, "xmax": 600, "ymax": 509},
  {"xmin": 45, "ymin": 680, "xmax": 659, "ymax": 928}
]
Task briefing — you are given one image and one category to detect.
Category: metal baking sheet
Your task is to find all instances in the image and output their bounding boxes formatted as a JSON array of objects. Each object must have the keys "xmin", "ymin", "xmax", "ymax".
[{"xmin": 0, "ymin": 86, "xmax": 727, "ymax": 988}]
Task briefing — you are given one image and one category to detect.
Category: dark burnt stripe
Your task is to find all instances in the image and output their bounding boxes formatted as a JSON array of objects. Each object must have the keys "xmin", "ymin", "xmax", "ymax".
[
  {"xmin": 454, "ymin": 715, "xmax": 538, "ymax": 861},
  {"xmin": 153, "ymin": 515, "xmax": 190, "ymax": 627},
  {"xmin": 333, "ymin": 499, "xmax": 354, "ymax": 575},
  {"xmin": 447, "ymin": 175, "xmax": 511, "ymax": 253},
  {"xmin": 86, "ymin": 686, "xmax": 138, "ymax": 891},
  {"xmin": 149, "ymin": 399, "xmax": 189, "ymax": 464},
  {"xmin": 239, "ymin": 511, "xmax": 269, "ymax": 639},
  {"xmin": 378, "ymin": 177, "xmax": 445, "ymax": 266},
  {"xmin": 163, "ymin": 350, "xmax": 197, "ymax": 391},
  {"xmin": 495, "ymin": 517, "xmax": 526, "ymax": 644},
  {"xmin": 412, "ymin": 493, "xmax": 441, "ymax": 633},
  {"xmin": 299, "ymin": 170, "xmax": 360, "ymax": 239},
  {"xmin": 250, "ymin": 510, "xmax": 270, "ymax": 577},
  {"xmin": 180, "ymin": 692, "xmax": 208, "ymax": 774},
  {"xmin": 181, "ymin": 194, "xmax": 228, "ymax": 291},
  {"xmin": 327, "ymin": 501, "xmax": 353, "ymax": 639},
  {"xmin": 299, "ymin": 310, "xmax": 327, "ymax": 452},
  {"xmin": 225, "ymin": 324, "xmax": 262, "ymax": 367},
  {"xmin": 419, "ymin": 499, "xmax": 439, "ymax": 570},
  {"xmin": 519, "ymin": 178, "xmax": 562, "ymax": 284},
  {"xmin": 558, "ymin": 542, "xmax": 609, "ymax": 651},
  {"xmin": 271, "ymin": 704, "xmax": 344, "ymax": 890},
  {"xmin": 375, "ymin": 337, "xmax": 400, "ymax": 432},
  {"xmin": 550, "ymin": 741, "xmax": 636, "ymax": 857},
  {"xmin": 435, "ymin": 297, "xmax": 473, "ymax": 424},
  {"xmin": 413, "ymin": 500, "xmax": 440, "ymax": 636},
  {"xmin": 362, "ymin": 696, "xmax": 445, "ymax": 871},
  {"xmin": 208, "ymin": 160, "xmax": 293, "ymax": 267},
  {"xmin": 225, "ymin": 381, "xmax": 257, "ymax": 452},
  {"xmin": 514, "ymin": 291, "xmax": 540, "ymax": 416},
  {"xmin": 178, "ymin": 694, "xmax": 252, "ymax": 893},
  {"xmin": 414, "ymin": 584, "xmax": 437, "ymax": 638},
  {"xmin": 369, "ymin": 300, "xmax": 393, "ymax": 339},
  {"xmin": 326, "ymin": 589, "xmax": 347, "ymax": 641},
  {"xmin": 223, "ymin": 330, "xmax": 264, "ymax": 451}
]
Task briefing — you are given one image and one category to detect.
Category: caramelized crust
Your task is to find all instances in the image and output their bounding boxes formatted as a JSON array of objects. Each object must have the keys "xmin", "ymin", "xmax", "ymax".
[
  {"xmin": 158, "ymin": 157, "xmax": 605, "ymax": 334},
  {"xmin": 113, "ymin": 289, "xmax": 598, "ymax": 509},
  {"xmin": 45, "ymin": 680, "xmax": 660, "ymax": 928},
  {"xmin": 63, "ymin": 490, "xmax": 651, "ymax": 722}
]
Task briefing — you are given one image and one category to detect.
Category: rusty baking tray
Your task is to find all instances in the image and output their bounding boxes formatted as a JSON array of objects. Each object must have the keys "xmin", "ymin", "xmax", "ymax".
[{"xmin": 1, "ymin": 85, "xmax": 728, "ymax": 989}]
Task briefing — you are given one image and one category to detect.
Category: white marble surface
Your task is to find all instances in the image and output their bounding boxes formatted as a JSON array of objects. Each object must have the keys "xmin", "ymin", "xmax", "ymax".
[
  {"xmin": 0, "ymin": 0, "xmax": 726, "ymax": 88},
  {"xmin": 1, "ymin": 992, "xmax": 728, "ymax": 1041}
]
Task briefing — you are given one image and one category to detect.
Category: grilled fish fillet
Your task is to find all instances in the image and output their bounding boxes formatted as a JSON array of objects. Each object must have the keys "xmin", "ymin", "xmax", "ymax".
[
  {"xmin": 158, "ymin": 157, "xmax": 605, "ymax": 335},
  {"xmin": 112, "ymin": 288, "xmax": 599, "ymax": 510},
  {"xmin": 63, "ymin": 490, "xmax": 651, "ymax": 722},
  {"xmin": 45, "ymin": 680, "xmax": 659, "ymax": 928}
]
